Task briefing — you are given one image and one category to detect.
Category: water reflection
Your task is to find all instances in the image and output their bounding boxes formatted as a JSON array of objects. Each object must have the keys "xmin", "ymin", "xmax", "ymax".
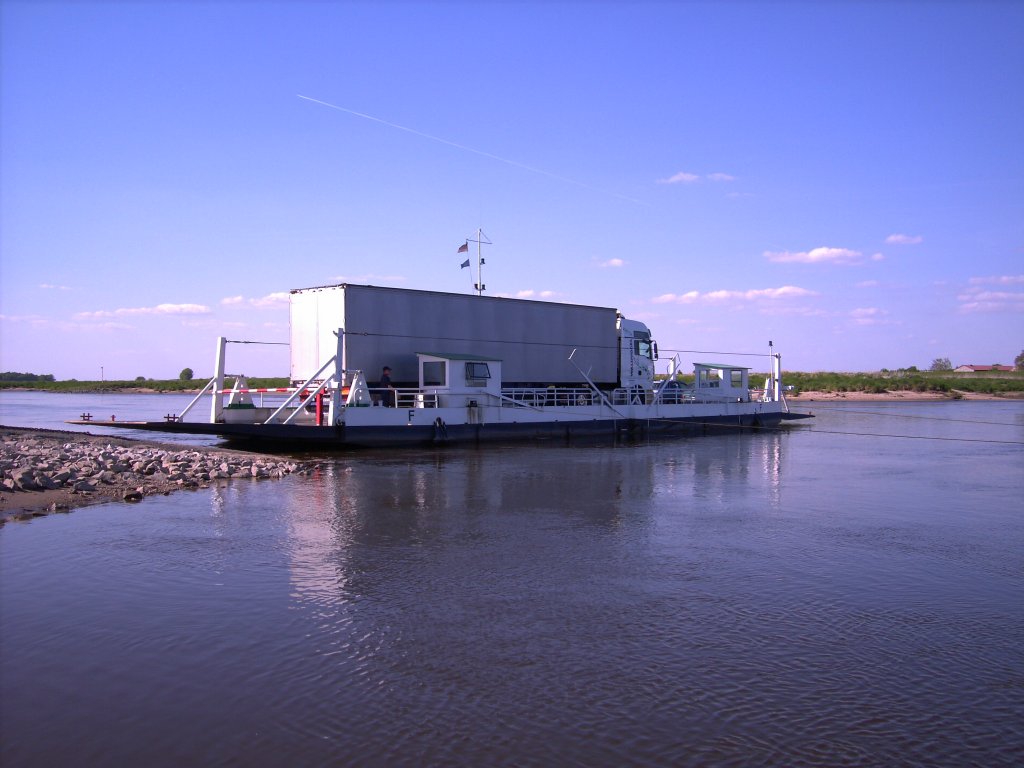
[{"xmin": 279, "ymin": 432, "xmax": 787, "ymax": 614}]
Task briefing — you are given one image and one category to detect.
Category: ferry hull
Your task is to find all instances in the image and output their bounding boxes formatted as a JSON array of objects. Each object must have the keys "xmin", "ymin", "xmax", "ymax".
[{"xmin": 68, "ymin": 410, "xmax": 809, "ymax": 450}]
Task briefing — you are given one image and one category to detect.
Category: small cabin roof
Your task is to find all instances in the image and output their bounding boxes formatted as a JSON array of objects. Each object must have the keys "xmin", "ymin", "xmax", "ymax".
[
  {"xmin": 417, "ymin": 352, "xmax": 503, "ymax": 362},
  {"xmin": 694, "ymin": 362, "xmax": 751, "ymax": 370}
]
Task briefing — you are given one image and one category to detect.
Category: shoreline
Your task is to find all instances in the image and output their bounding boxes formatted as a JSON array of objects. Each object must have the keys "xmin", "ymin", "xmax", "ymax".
[
  {"xmin": 0, "ymin": 425, "xmax": 319, "ymax": 524},
  {"xmin": 789, "ymin": 390, "xmax": 1021, "ymax": 402}
]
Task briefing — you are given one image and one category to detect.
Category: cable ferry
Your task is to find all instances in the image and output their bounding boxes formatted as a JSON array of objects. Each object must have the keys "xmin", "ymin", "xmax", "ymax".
[{"xmin": 69, "ymin": 283, "xmax": 810, "ymax": 447}]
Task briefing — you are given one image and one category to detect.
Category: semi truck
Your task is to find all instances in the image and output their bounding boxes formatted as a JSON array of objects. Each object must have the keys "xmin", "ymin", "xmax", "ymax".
[{"xmin": 288, "ymin": 283, "xmax": 658, "ymax": 391}]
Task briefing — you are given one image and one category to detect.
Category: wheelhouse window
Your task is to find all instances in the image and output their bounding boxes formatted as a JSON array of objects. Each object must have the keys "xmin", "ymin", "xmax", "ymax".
[
  {"xmin": 422, "ymin": 361, "xmax": 447, "ymax": 386},
  {"xmin": 698, "ymin": 368, "xmax": 722, "ymax": 388},
  {"xmin": 465, "ymin": 362, "xmax": 491, "ymax": 381}
]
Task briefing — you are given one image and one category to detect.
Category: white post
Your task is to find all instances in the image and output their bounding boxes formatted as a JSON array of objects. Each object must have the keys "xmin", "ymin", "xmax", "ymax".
[
  {"xmin": 475, "ymin": 227, "xmax": 484, "ymax": 295},
  {"xmin": 210, "ymin": 337, "xmax": 227, "ymax": 423},
  {"xmin": 329, "ymin": 328, "xmax": 345, "ymax": 425},
  {"xmin": 773, "ymin": 353, "xmax": 782, "ymax": 402}
]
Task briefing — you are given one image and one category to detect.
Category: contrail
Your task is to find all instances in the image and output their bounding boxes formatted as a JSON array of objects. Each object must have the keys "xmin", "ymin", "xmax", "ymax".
[{"xmin": 298, "ymin": 94, "xmax": 648, "ymax": 206}]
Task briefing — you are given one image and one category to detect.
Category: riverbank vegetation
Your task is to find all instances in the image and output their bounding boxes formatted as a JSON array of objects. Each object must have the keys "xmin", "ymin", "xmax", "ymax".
[
  {"xmin": 4, "ymin": 371, "xmax": 1024, "ymax": 397},
  {"xmin": 0, "ymin": 377, "xmax": 289, "ymax": 393},
  {"xmin": 779, "ymin": 370, "xmax": 1024, "ymax": 397},
  {"xmin": 655, "ymin": 368, "xmax": 1024, "ymax": 397}
]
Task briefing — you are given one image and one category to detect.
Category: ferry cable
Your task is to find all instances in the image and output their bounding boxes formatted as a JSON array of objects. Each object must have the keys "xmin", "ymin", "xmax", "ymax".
[
  {"xmin": 797, "ymin": 427, "xmax": 1024, "ymax": 445},
  {"xmin": 344, "ymin": 332, "xmax": 776, "ymax": 360},
  {"xmin": 786, "ymin": 405, "xmax": 1022, "ymax": 428},
  {"xmin": 344, "ymin": 330, "xmax": 619, "ymax": 352},
  {"xmin": 651, "ymin": 417, "xmax": 1024, "ymax": 445},
  {"xmin": 225, "ymin": 340, "xmax": 289, "ymax": 345},
  {"xmin": 659, "ymin": 348, "xmax": 772, "ymax": 358}
]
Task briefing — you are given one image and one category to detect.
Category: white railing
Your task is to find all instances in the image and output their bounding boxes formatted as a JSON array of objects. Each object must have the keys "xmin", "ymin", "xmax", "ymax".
[
  {"xmin": 367, "ymin": 387, "xmax": 439, "ymax": 409},
  {"xmin": 500, "ymin": 387, "xmax": 596, "ymax": 407}
]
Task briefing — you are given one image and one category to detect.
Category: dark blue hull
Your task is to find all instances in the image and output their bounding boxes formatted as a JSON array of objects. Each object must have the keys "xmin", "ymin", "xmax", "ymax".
[{"xmin": 68, "ymin": 412, "xmax": 811, "ymax": 450}]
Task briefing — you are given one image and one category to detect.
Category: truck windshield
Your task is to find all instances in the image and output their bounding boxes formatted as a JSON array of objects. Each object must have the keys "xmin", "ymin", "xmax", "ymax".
[{"xmin": 633, "ymin": 334, "xmax": 653, "ymax": 360}]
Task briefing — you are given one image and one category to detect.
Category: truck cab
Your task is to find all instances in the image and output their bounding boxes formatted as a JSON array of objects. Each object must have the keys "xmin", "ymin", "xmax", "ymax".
[{"xmin": 618, "ymin": 317, "xmax": 657, "ymax": 392}]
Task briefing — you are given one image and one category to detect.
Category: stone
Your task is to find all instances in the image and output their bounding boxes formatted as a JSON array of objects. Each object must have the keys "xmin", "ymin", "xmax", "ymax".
[{"xmin": 10, "ymin": 468, "xmax": 40, "ymax": 491}]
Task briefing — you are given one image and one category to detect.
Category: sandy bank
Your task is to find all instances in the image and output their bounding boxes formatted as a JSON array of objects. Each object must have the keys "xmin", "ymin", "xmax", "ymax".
[{"xmin": 0, "ymin": 425, "xmax": 320, "ymax": 524}]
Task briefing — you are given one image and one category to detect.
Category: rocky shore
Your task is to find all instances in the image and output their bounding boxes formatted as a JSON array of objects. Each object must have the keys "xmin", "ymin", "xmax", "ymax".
[{"xmin": 0, "ymin": 426, "xmax": 320, "ymax": 524}]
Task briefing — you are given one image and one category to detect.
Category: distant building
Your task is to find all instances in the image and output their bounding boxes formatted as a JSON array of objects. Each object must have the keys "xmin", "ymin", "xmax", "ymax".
[{"xmin": 954, "ymin": 364, "xmax": 1014, "ymax": 372}]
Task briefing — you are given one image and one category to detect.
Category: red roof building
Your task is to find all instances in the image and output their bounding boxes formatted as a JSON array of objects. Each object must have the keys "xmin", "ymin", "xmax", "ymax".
[{"xmin": 953, "ymin": 364, "xmax": 1015, "ymax": 372}]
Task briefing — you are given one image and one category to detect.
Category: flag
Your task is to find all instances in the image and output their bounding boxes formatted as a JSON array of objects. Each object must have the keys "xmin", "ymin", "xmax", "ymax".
[
  {"xmin": 457, "ymin": 242, "xmax": 469, "ymax": 253},
  {"xmin": 460, "ymin": 259, "xmax": 470, "ymax": 269}
]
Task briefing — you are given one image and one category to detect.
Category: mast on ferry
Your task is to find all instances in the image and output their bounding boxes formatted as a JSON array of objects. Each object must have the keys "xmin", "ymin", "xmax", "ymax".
[{"xmin": 459, "ymin": 228, "xmax": 492, "ymax": 296}]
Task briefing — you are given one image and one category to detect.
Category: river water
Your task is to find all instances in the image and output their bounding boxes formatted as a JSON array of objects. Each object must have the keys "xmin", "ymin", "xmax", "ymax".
[{"xmin": 1, "ymin": 393, "xmax": 1023, "ymax": 767}]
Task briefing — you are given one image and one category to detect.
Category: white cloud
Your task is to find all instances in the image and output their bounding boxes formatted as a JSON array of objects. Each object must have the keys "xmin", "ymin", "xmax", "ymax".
[
  {"xmin": 657, "ymin": 171, "xmax": 700, "ymax": 184},
  {"xmin": 885, "ymin": 234, "xmax": 923, "ymax": 245},
  {"xmin": 0, "ymin": 313, "xmax": 48, "ymax": 325},
  {"xmin": 328, "ymin": 273, "xmax": 407, "ymax": 284},
  {"xmin": 514, "ymin": 289, "xmax": 559, "ymax": 300},
  {"xmin": 968, "ymin": 274, "xmax": 1024, "ymax": 286},
  {"xmin": 599, "ymin": 258, "xmax": 626, "ymax": 268},
  {"xmin": 652, "ymin": 291, "xmax": 699, "ymax": 304},
  {"xmin": 220, "ymin": 292, "xmax": 290, "ymax": 309},
  {"xmin": 94, "ymin": 321, "xmax": 134, "ymax": 330},
  {"xmin": 2, "ymin": 313, "xmax": 137, "ymax": 332},
  {"xmin": 39, "ymin": 283, "xmax": 72, "ymax": 291},
  {"xmin": 760, "ymin": 306, "xmax": 829, "ymax": 317},
  {"xmin": 652, "ymin": 286, "xmax": 817, "ymax": 304},
  {"xmin": 248, "ymin": 292, "xmax": 290, "ymax": 308},
  {"xmin": 764, "ymin": 247, "xmax": 864, "ymax": 265},
  {"xmin": 856, "ymin": 280, "xmax": 880, "ymax": 288},
  {"xmin": 957, "ymin": 276, "xmax": 1024, "ymax": 313},
  {"xmin": 75, "ymin": 303, "xmax": 212, "ymax": 319},
  {"xmin": 657, "ymin": 171, "xmax": 736, "ymax": 185},
  {"xmin": 957, "ymin": 290, "xmax": 1024, "ymax": 313},
  {"xmin": 850, "ymin": 307, "xmax": 890, "ymax": 326}
]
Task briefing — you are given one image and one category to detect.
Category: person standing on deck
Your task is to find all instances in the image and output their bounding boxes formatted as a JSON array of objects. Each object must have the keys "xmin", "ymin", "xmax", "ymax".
[{"xmin": 380, "ymin": 366, "xmax": 396, "ymax": 407}]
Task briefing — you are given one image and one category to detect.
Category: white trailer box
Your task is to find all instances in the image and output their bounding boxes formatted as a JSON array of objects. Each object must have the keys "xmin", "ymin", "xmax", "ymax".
[{"xmin": 289, "ymin": 284, "xmax": 621, "ymax": 387}]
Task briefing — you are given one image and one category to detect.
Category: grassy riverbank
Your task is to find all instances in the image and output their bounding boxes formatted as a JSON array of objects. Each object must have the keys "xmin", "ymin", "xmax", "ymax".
[
  {"xmin": 781, "ymin": 371, "xmax": 1024, "ymax": 398},
  {"xmin": 660, "ymin": 369, "xmax": 1024, "ymax": 399}
]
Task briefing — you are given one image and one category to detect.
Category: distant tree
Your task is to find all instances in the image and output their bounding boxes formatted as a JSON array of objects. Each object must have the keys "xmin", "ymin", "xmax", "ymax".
[
  {"xmin": 179, "ymin": 367, "xmax": 194, "ymax": 381},
  {"xmin": 0, "ymin": 371, "xmax": 55, "ymax": 382},
  {"xmin": 135, "ymin": 376, "xmax": 146, "ymax": 382},
  {"xmin": 929, "ymin": 357, "xmax": 952, "ymax": 371},
  {"xmin": 1016, "ymin": 350, "xmax": 1024, "ymax": 371}
]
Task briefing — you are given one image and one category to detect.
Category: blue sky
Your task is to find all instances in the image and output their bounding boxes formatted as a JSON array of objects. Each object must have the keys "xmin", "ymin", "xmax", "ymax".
[{"xmin": 2, "ymin": 0, "xmax": 1022, "ymax": 380}]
